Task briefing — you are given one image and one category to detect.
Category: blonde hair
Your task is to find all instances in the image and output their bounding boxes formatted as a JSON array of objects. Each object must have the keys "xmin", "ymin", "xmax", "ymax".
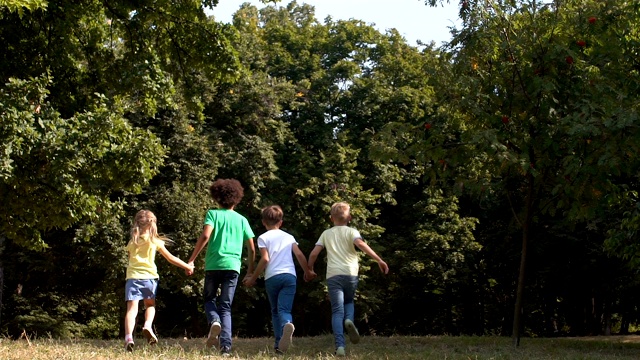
[
  {"xmin": 128, "ymin": 210, "xmax": 169, "ymax": 246},
  {"xmin": 330, "ymin": 202, "xmax": 351, "ymax": 222}
]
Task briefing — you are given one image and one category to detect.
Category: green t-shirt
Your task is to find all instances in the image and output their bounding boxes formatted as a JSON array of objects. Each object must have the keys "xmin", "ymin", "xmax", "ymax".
[{"xmin": 204, "ymin": 209, "xmax": 255, "ymax": 272}]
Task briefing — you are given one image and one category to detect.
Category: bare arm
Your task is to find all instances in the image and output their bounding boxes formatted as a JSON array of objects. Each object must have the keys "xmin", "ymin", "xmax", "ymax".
[
  {"xmin": 307, "ymin": 245, "xmax": 323, "ymax": 271},
  {"xmin": 292, "ymin": 243, "xmax": 309, "ymax": 270},
  {"xmin": 306, "ymin": 245, "xmax": 323, "ymax": 281},
  {"xmin": 354, "ymin": 238, "xmax": 389, "ymax": 274},
  {"xmin": 243, "ymin": 247, "xmax": 268, "ymax": 287},
  {"xmin": 185, "ymin": 225, "xmax": 213, "ymax": 275},
  {"xmin": 157, "ymin": 243, "xmax": 194, "ymax": 272},
  {"xmin": 243, "ymin": 237, "xmax": 256, "ymax": 281},
  {"xmin": 292, "ymin": 243, "xmax": 315, "ymax": 281}
]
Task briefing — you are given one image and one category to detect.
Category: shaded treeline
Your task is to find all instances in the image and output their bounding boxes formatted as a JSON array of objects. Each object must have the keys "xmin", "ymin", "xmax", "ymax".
[{"xmin": 1, "ymin": 0, "xmax": 639, "ymax": 341}]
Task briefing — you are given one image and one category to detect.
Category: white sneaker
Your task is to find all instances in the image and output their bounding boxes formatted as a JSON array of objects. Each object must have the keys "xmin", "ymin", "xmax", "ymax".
[
  {"xmin": 336, "ymin": 346, "xmax": 346, "ymax": 356},
  {"xmin": 278, "ymin": 322, "xmax": 295, "ymax": 352},
  {"xmin": 344, "ymin": 319, "xmax": 360, "ymax": 344},
  {"xmin": 124, "ymin": 339, "xmax": 134, "ymax": 352},
  {"xmin": 142, "ymin": 327, "xmax": 158, "ymax": 345},
  {"xmin": 206, "ymin": 321, "xmax": 221, "ymax": 349}
]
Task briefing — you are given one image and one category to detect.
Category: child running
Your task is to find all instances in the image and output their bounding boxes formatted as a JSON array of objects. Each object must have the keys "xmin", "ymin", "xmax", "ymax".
[
  {"xmin": 307, "ymin": 202, "xmax": 389, "ymax": 356},
  {"xmin": 124, "ymin": 210, "xmax": 194, "ymax": 352},
  {"xmin": 186, "ymin": 178, "xmax": 256, "ymax": 356},
  {"xmin": 243, "ymin": 205, "xmax": 315, "ymax": 353}
]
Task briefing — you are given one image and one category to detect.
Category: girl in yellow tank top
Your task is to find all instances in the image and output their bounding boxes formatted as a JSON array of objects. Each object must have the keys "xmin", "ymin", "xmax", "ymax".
[{"xmin": 123, "ymin": 210, "xmax": 194, "ymax": 352}]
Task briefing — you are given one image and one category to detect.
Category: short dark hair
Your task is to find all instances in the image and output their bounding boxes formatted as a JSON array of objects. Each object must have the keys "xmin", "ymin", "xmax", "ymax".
[
  {"xmin": 261, "ymin": 205, "xmax": 283, "ymax": 226},
  {"xmin": 209, "ymin": 179, "xmax": 244, "ymax": 208}
]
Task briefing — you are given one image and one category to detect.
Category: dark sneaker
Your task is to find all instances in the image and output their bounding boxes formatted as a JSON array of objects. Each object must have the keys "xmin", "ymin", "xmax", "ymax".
[
  {"xmin": 142, "ymin": 327, "xmax": 158, "ymax": 345},
  {"xmin": 220, "ymin": 345, "xmax": 232, "ymax": 357},
  {"xmin": 278, "ymin": 322, "xmax": 295, "ymax": 352},
  {"xmin": 124, "ymin": 340, "xmax": 134, "ymax": 352},
  {"xmin": 344, "ymin": 319, "xmax": 360, "ymax": 344},
  {"xmin": 206, "ymin": 321, "xmax": 221, "ymax": 349}
]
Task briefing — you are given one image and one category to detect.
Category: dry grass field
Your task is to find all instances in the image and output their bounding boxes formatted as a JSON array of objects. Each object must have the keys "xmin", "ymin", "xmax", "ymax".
[{"xmin": 2, "ymin": 334, "xmax": 640, "ymax": 359}]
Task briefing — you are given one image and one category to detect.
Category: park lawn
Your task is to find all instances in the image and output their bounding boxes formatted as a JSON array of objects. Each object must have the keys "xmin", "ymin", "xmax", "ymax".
[{"xmin": 1, "ymin": 334, "xmax": 640, "ymax": 359}]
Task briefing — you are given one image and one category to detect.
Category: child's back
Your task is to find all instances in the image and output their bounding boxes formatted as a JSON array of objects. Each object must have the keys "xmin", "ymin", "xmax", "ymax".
[
  {"xmin": 317, "ymin": 225, "xmax": 360, "ymax": 278},
  {"xmin": 307, "ymin": 202, "xmax": 389, "ymax": 356},
  {"xmin": 203, "ymin": 208, "xmax": 254, "ymax": 271},
  {"xmin": 186, "ymin": 179, "xmax": 256, "ymax": 356},
  {"xmin": 123, "ymin": 210, "xmax": 193, "ymax": 352},
  {"xmin": 259, "ymin": 228, "xmax": 297, "ymax": 279},
  {"xmin": 243, "ymin": 205, "xmax": 312, "ymax": 354}
]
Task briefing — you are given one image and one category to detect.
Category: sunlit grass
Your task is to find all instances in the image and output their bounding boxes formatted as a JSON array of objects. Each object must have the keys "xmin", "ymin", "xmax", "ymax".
[{"xmin": 2, "ymin": 334, "xmax": 640, "ymax": 359}]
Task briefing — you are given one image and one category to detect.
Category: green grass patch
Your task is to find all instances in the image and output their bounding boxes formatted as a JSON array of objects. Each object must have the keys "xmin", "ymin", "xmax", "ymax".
[{"xmin": 2, "ymin": 335, "xmax": 640, "ymax": 359}]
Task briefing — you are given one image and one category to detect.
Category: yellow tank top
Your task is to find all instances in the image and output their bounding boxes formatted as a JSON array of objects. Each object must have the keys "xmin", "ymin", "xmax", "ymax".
[{"xmin": 125, "ymin": 235, "xmax": 162, "ymax": 279}]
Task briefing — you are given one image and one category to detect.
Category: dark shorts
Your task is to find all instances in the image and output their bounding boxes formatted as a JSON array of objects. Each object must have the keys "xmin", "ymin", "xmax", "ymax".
[{"xmin": 125, "ymin": 279, "xmax": 158, "ymax": 301}]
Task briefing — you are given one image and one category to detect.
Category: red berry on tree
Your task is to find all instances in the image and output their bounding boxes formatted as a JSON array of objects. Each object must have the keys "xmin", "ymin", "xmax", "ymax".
[
  {"xmin": 502, "ymin": 115, "xmax": 509, "ymax": 124},
  {"xmin": 566, "ymin": 56, "xmax": 574, "ymax": 64},
  {"xmin": 576, "ymin": 40, "xmax": 586, "ymax": 47},
  {"xmin": 424, "ymin": 123, "xmax": 431, "ymax": 130},
  {"xmin": 588, "ymin": 16, "xmax": 597, "ymax": 24}
]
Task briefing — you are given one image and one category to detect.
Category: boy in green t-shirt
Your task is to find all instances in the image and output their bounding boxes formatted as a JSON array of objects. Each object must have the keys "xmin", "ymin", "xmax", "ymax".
[{"xmin": 187, "ymin": 179, "xmax": 256, "ymax": 356}]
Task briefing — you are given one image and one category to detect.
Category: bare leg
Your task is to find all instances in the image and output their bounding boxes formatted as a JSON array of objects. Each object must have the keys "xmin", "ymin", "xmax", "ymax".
[
  {"xmin": 143, "ymin": 299, "xmax": 156, "ymax": 329},
  {"xmin": 142, "ymin": 299, "xmax": 158, "ymax": 344},
  {"xmin": 124, "ymin": 300, "xmax": 139, "ymax": 336}
]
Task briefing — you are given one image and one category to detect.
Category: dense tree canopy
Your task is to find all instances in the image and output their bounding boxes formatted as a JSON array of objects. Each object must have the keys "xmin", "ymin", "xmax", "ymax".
[{"xmin": 1, "ymin": 0, "xmax": 639, "ymax": 342}]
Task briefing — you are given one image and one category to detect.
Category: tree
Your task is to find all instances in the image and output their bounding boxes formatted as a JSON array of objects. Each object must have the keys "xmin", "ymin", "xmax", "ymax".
[
  {"xmin": 230, "ymin": 1, "xmax": 483, "ymax": 335},
  {"xmin": 377, "ymin": 0, "xmax": 640, "ymax": 344},
  {"xmin": 0, "ymin": 0, "xmax": 240, "ymax": 334},
  {"xmin": 0, "ymin": 74, "xmax": 165, "ymax": 251}
]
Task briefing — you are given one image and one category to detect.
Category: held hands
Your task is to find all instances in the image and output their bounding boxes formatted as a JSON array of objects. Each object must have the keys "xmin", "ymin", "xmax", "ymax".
[
  {"xmin": 185, "ymin": 261, "xmax": 195, "ymax": 276},
  {"xmin": 242, "ymin": 276, "xmax": 257, "ymax": 287},
  {"xmin": 242, "ymin": 273, "xmax": 257, "ymax": 287},
  {"xmin": 304, "ymin": 269, "xmax": 317, "ymax": 282}
]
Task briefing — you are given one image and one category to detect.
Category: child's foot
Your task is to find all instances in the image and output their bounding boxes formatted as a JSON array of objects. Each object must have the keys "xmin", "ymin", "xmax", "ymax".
[
  {"xmin": 278, "ymin": 322, "xmax": 295, "ymax": 352},
  {"xmin": 344, "ymin": 319, "xmax": 360, "ymax": 344},
  {"xmin": 220, "ymin": 345, "xmax": 232, "ymax": 357},
  {"xmin": 335, "ymin": 346, "xmax": 346, "ymax": 356},
  {"xmin": 206, "ymin": 321, "xmax": 221, "ymax": 349},
  {"xmin": 142, "ymin": 327, "xmax": 158, "ymax": 345},
  {"xmin": 124, "ymin": 339, "xmax": 134, "ymax": 352}
]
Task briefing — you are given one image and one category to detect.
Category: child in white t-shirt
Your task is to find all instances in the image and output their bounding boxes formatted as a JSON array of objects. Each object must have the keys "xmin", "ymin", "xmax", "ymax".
[{"xmin": 243, "ymin": 205, "xmax": 314, "ymax": 353}]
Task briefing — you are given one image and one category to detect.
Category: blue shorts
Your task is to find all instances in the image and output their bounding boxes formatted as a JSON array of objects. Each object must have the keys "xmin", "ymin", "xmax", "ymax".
[{"xmin": 125, "ymin": 279, "xmax": 159, "ymax": 301}]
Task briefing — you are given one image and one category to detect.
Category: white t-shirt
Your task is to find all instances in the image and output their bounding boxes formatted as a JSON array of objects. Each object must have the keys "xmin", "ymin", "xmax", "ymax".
[
  {"xmin": 315, "ymin": 226, "xmax": 361, "ymax": 279},
  {"xmin": 258, "ymin": 229, "xmax": 298, "ymax": 280}
]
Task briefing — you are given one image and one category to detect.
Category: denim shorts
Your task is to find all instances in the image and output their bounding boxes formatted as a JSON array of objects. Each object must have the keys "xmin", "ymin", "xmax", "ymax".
[{"xmin": 125, "ymin": 279, "xmax": 159, "ymax": 301}]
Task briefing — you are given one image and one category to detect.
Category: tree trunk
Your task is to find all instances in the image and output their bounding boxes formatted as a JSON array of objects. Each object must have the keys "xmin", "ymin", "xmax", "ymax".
[
  {"xmin": 620, "ymin": 315, "xmax": 630, "ymax": 334},
  {"xmin": 512, "ymin": 173, "xmax": 535, "ymax": 347},
  {"xmin": 0, "ymin": 235, "xmax": 4, "ymax": 326},
  {"xmin": 603, "ymin": 309, "xmax": 611, "ymax": 335},
  {"xmin": 511, "ymin": 226, "xmax": 528, "ymax": 346},
  {"xmin": 0, "ymin": 266, "xmax": 3, "ymax": 326}
]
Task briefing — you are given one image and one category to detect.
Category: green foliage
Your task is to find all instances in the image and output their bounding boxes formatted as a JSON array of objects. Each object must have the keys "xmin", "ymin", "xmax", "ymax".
[
  {"xmin": 7, "ymin": 286, "xmax": 121, "ymax": 338},
  {"xmin": 0, "ymin": 74, "xmax": 164, "ymax": 250},
  {"xmin": 3, "ymin": 0, "xmax": 640, "ymax": 341},
  {"xmin": 0, "ymin": 0, "xmax": 47, "ymax": 16}
]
